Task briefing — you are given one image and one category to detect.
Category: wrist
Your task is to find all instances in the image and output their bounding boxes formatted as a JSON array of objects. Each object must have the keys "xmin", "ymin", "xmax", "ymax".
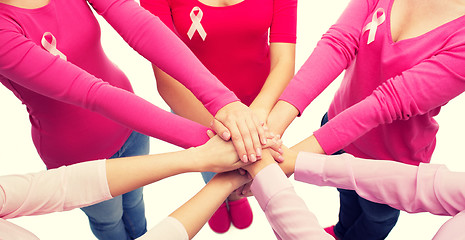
[{"xmin": 188, "ymin": 146, "xmax": 207, "ymax": 172}]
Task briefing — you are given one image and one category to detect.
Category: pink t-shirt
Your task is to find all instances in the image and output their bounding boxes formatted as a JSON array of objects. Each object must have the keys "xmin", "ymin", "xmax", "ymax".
[
  {"xmin": 140, "ymin": 0, "xmax": 297, "ymax": 105},
  {"xmin": 280, "ymin": 0, "xmax": 465, "ymax": 165},
  {"xmin": 0, "ymin": 0, "xmax": 238, "ymax": 168}
]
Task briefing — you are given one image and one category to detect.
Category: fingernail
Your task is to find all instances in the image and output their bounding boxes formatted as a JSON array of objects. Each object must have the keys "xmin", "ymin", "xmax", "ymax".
[
  {"xmin": 278, "ymin": 155, "xmax": 284, "ymax": 162},
  {"xmin": 250, "ymin": 154, "xmax": 256, "ymax": 162},
  {"xmin": 222, "ymin": 132, "xmax": 230, "ymax": 139},
  {"xmin": 242, "ymin": 155, "xmax": 248, "ymax": 163},
  {"xmin": 262, "ymin": 138, "xmax": 267, "ymax": 145},
  {"xmin": 279, "ymin": 148, "xmax": 283, "ymax": 154},
  {"xmin": 256, "ymin": 148, "xmax": 262, "ymax": 157}
]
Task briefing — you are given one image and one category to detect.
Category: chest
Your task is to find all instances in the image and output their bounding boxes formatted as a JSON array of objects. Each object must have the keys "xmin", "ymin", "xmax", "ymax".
[
  {"xmin": 197, "ymin": 0, "xmax": 244, "ymax": 7},
  {"xmin": 390, "ymin": 0, "xmax": 465, "ymax": 42},
  {"xmin": 169, "ymin": 0, "xmax": 273, "ymax": 41}
]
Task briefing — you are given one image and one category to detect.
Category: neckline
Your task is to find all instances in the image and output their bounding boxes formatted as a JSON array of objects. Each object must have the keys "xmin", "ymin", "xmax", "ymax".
[
  {"xmin": 0, "ymin": 0, "xmax": 53, "ymax": 12},
  {"xmin": 387, "ymin": 0, "xmax": 465, "ymax": 44},
  {"xmin": 194, "ymin": 0, "xmax": 246, "ymax": 8}
]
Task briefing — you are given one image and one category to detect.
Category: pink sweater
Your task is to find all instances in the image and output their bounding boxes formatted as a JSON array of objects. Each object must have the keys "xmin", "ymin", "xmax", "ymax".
[
  {"xmin": 0, "ymin": 0, "xmax": 238, "ymax": 169},
  {"xmin": 251, "ymin": 153, "xmax": 465, "ymax": 239},
  {"xmin": 140, "ymin": 0, "xmax": 297, "ymax": 105},
  {"xmin": 0, "ymin": 160, "xmax": 188, "ymax": 239},
  {"xmin": 280, "ymin": 0, "xmax": 465, "ymax": 165}
]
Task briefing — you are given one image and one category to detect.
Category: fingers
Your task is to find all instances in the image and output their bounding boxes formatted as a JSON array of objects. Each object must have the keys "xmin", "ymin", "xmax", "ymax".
[
  {"xmin": 210, "ymin": 119, "xmax": 230, "ymax": 141},
  {"xmin": 206, "ymin": 129, "xmax": 216, "ymax": 138}
]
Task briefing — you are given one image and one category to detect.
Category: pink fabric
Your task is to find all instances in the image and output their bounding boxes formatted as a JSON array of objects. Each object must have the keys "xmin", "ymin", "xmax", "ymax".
[
  {"xmin": 0, "ymin": 160, "xmax": 110, "ymax": 239},
  {"xmin": 0, "ymin": 160, "xmax": 189, "ymax": 239},
  {"xmin": 251, "ymin": 164, "xmax": 334, "ymax": 240},
  {"xmin": 0, "ymin": 0, "xmax": 238, "ymax": 169},
  {"xmin": 294, "ymin": 152, "xmax": 465, "ymax": 239},
  {"xmin": 279, "ymin": 0, "xmax": 465, "ymax": 165},
  {"xmin": 140, "ymin": 0, "xmax": 297, "ymax": 105}
]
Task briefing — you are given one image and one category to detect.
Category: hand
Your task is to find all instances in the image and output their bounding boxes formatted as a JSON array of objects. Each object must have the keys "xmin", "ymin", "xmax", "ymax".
[
  {"xmin": 210, "ymin": 170, "xmax": 252, "ymax": 191},
  {"xmin": 242, "ymin": 149, "xmax": 277, "ymax": 178},
  {"xmin": 212, "ymin": 102, "xmax": 267, "ymax": 163},
  {"xmin": 279, "ymin": 145, "xmax": 298, "ymax": 177},
  {"xmin": 194, "ymin": 135, "xmax": 246, "ymax": 173}
]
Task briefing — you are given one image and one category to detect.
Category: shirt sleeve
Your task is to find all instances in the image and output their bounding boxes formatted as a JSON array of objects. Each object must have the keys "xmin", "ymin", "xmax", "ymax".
[
  {"xmin": 136, "ymin": 217, "xmax": 188, "ymax": 240},
  {"xmin": 251, "ymin": 164, "xmax": 334, "ymax": 240},
  {"xmin": 294, "ymin": 152, "xmax": 465, "ymax": 216},
  {"xmin": 269, "ymin": 0, "xmax": 297, "ymax": 43},
  {"xmin": 313, "ymin": 37, "xmax": 465, "ymax": 154},
  {"xmin": 87, "ymin": 0, "xmax": 239, "ymax": 115},
  {"xmin": 0, "ymin": 160, "xmax": 111, "ymax": 220},
  {"xmin": 0, "ymin": 17, "xmax": 211, "ymax": 149},
  {"xmin": 279, "ymin": 0, "xmax": 373, "ymax": 114}
]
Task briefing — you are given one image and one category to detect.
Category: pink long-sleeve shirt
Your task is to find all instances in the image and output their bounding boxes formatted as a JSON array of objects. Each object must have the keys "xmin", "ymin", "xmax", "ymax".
[
  {"xmin": 0, "ymin": 160, "xmax": 189, "ymax": 239},
  {"xmin": 140, "ymin": 0, "xmax": 297, "ymax": 105},
  {"xmin": 0, "ymin": 0, "xmax": 238, "ymax": 169},
  {"xmin": 280, "ymin": 0, "xmax": 465, "ymax": 165},
  {"xmin": 251, "ymin": 153, "xmax": 465, "ymax": 239}
]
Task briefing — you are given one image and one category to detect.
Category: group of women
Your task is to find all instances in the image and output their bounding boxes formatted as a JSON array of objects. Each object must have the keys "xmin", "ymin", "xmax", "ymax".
[{"xmin": 1, "ymin": 0, "xmax": 465, "ymax": 239}]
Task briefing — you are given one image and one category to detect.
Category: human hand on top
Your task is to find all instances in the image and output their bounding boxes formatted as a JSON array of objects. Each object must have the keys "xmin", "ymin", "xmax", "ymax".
[{"xmin": 212, "ymin": 101, "xmax": 267, "ymax": 163}]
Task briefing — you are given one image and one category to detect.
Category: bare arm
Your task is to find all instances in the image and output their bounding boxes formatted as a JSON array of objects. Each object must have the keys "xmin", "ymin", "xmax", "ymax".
[{"xmin": 250, "ymin": 43, "xmax": 296, "ymax": 123}]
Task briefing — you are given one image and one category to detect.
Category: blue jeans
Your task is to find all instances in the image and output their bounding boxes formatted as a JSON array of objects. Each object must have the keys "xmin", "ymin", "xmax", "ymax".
[
  {"xmin": 321, "ymin": 113, "xmax": 400, "ymax": 240},
  {"xmin": 81, "ymin": 131, "xmax": 149, "ymax": 240}
]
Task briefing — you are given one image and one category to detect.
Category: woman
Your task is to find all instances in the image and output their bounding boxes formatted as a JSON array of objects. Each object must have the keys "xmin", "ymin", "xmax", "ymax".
[
  {"xmin": 140, "ymin": 0, "xmax": 297, "ymax": 232},
  {"xmin": 266, "ymin": 0, "xmax": 465, "ymax": 238}
]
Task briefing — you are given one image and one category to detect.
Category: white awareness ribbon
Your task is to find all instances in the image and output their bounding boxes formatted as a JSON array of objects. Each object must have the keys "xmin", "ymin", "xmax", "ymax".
[
  {"xmin": 362, "ymin": 8, "xmax": 386, "ymax": 45},
  {"xmin": 41, "ymin": 32, "xmax": 67, "ymax": 61},
  {"xmin": 187, "ymin": 6, "xmax": 207, "ymax": 41}
]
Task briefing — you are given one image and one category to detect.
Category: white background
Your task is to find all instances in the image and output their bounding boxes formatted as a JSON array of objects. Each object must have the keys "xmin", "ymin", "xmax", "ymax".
[{"xmin": 1, "ymin": 0, "xmax": 465, "ymax": 239}]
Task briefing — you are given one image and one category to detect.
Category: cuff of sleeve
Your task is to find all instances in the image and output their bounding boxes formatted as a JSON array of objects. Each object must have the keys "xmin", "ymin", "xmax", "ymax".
[
  {"xmin": 205, "ymin": 96, "xmax": 240, "ymax": 116},
  {"xmin": 251, "ymin": 164, "xmax": 292, "ymax": 211},
  {"xmin": 294, "ymin": 152, "xmax": 327, "ymax": 186},
  {"xmin": 313, "ymin": 123, "xmax": 344, "ymax": 155}
]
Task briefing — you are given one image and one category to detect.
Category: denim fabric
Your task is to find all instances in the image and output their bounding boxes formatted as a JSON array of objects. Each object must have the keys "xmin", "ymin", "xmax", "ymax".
[
  {"xmin": 321, "ymin": 113, "xmax": 400, "ymax": 240},
  {"xmin": 81, "ymin": 131, "xmax": 149, "ymax": 240}
]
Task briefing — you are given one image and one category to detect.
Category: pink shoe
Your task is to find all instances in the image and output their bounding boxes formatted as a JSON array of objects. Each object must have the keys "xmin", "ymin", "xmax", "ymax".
[
  {"xmin": 208, "ymin": 202, "xmax": 231, "ymax": 233},
  {"xmin": 228, "ymin": 198, "xmax": 253, "ymax": 229},
  {"xmin": 324, "ymin": 225, "xmax": 340, "ymax": 240}
]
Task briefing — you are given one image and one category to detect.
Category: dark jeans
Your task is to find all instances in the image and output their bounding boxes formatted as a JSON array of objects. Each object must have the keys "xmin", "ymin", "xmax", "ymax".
[{"xmin": 321, "ymin": 113, "xmax": 400, "ymax": 240}]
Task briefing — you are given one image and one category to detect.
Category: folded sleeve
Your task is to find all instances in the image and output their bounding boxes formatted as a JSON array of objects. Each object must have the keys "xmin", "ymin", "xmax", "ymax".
[
  {"xmin": 295, "ymin": 152, "xmax": 465, "ymax": 216},
  {"xmin": 251, "ymin": 164, "xmax": 334, "ymax": 240},
  {"xmin": 137, "ymin": 217, "xmax": 188, "ymax": 240},
  {"xmin": 0, "ymin": 160, "xmax": 110, "ymax": 219},
  {"xmin": 270, "ymin": 0, "xmax": 297, "ymax": 43}
]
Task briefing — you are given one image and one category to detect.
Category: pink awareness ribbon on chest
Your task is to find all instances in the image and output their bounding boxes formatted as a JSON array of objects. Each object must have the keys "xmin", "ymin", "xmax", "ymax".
[
  {"xmin": 187, "ymin": 6, "xmax": 207, "ymax": 41},
  {"xmin": 362, "ymin": 8, "xmax": 386, "ymax": 44},
  {"xmin": 41, "ymin": 32, "xmax": 67, "ymax": 61}
]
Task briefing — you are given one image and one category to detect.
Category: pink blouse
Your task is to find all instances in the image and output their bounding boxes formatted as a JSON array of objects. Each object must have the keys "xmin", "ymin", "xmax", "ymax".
[
  {"xmin": 0, "ymin": 0, "xmax": 238, "ymax": 169},
  {"xmin": 280, "ymin": 0, "xmax": 465, "ymax": 165}
]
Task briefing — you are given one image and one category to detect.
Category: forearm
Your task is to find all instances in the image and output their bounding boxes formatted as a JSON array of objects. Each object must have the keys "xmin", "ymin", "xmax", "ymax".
[
  {"xmin": 106, "ymin": 148, "xmax": 199, "ymax": 197},
  {"xmin": 294, "ymin": 152, "xmax": 465, "ymax": 216},
  {"xmin": 154, "ymin": 65, "xmax": 214, "ymax": 127},
  {"xmin": 169, "ymin": 176, "xmax": 237, "ymax": 239},
  {"xmin": 267, "ymin": 100, "xmax": 299, "ymax": 136},
  {"xmin": 250, "ymin": 43, "xmax": 296, "ymax": 121}
]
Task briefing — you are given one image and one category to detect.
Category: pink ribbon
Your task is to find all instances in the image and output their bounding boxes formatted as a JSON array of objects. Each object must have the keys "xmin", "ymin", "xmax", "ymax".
[
  {"xmin": 187, "ymin": 7, "xmax": 207, "ymax": 41},
  {"xmin": 41, "ymin": 32, "xmax": 67, "ymax": 60},
  {"xmin": 362, "ymin": 8, "xmax": 386, "ymax": 44}
]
